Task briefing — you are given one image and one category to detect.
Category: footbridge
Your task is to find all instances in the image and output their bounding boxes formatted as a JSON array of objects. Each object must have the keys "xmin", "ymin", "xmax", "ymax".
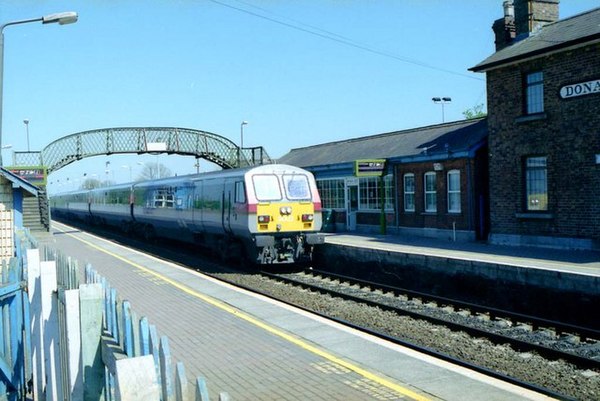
[{"xmin": 11, "ymin": 127, "xmax": 272, "ymax": 173}]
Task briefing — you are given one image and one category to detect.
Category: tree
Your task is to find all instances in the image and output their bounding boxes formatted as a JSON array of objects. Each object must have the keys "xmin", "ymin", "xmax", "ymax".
[
  {"xmin": 137, "ymin": 162, "xmax": 172, "ymax": 181},
  {"xmin": 463, "ymin": 103, "xmax": 487, "ymax": 120},
  {"xmin": 81, "ymin": 178, "xmax": 102, "ymax": 189}
]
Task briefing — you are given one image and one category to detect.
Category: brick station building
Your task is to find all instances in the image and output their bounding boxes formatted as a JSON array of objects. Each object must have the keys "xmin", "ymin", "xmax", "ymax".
[{"xmin": 470, "ymin": 0, "xmax": 600, "ymax": 249}]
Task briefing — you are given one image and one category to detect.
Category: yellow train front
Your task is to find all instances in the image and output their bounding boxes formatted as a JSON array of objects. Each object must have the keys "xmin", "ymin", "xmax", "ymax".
[{"xmin": 241, "ymin": 164, "xmax": 325, "ymax": 264}]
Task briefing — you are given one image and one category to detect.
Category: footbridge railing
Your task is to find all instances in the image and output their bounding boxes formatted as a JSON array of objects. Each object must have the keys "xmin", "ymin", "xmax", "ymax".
[{"xmin": 11, "ymin": 127, "xmax": 272, "ymax": 173}]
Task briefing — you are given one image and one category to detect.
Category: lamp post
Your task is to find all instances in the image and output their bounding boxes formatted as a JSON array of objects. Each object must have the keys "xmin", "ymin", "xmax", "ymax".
[
  {"xmin": 432, "ymin": 97, "xmax": 452, "ymax": 123},
  {"xmin": 0, "ymin": 11, "xmax": 78, "ymax": 166},
  {"xmin": 240, "ymin": 121, "xmax": 248, "ymax": 149},
  {"xmin": 23, "ymin": 118, "xmax": 29, "ymax": 151},
  {"xmin": 239, "ymin": 121, "xmax": 248, "ymax": 167}
]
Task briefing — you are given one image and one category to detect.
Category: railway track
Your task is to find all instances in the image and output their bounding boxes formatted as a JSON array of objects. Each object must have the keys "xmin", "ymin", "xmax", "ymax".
[
  {"xmin": 261, "ymin": 269, "xmax": 600, "ymax": 370},
  {"xmin": 210, "ymin": 268, "xmax": 599, "ymax": 401}
]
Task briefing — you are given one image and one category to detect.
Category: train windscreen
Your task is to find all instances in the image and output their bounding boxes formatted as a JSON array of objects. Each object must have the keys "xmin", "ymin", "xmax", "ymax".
[
  {"xmin": 252, "ymin": 174, "xmax": 282, "ymax": 201},
  {"xmin": 283, "ymin": 174, "xmax": 311, "ymax": 200}
]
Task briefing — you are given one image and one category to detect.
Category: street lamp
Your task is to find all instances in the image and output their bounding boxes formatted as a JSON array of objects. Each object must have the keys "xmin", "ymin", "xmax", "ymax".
[
  {"xmin": 239, "ymin": 121, "xmax": 248, "ymax": 167},
  {"xmin": 0, "ymin": 11, "xmax": 78, "ymax": 166},
  {"xmin": 23, "ymin": 118, "xmax": 29, "ymax": 151},
  {"xmin": 432, "ymin": 97, "xmax": 452, "ymax": 123},
  {"xmin": 240, "ymin": 121, "xmax": 248, "ymax": 149}
]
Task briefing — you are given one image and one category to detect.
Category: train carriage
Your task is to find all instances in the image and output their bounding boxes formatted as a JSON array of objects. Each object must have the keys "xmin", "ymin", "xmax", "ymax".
[{"xmin": 50, "ymin": 164, "xmax": 325, "ymax": 265}]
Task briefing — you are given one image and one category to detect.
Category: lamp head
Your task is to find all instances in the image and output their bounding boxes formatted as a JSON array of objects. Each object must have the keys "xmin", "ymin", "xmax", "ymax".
[{"xmin": 42, "ymin": 11, "xmax": 78, "ymax": 25}]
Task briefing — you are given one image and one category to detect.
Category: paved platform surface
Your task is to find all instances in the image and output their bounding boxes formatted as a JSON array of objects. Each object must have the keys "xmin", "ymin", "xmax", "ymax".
[
  {"xmin": 39, "ymin": 222, "xmax": 557, "ymax": 401},
  {"xmin": 325, "ymin": 233, "xmax": 600, "ymax": 277}
]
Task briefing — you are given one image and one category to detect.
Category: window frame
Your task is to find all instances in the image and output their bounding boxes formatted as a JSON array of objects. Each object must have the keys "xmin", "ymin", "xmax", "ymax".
[
  {"xmin": 447, "ymin": 170, "xmax": 461, "ymax": 213},
  {"xmin": 524, "ymin": 156, "xmax": 548, "ymax": 211},
  {"xmin": 525, "ymin": 71, "xmax": 544, "ymax": 115},
  {"xmin": 316, "ymin": 179, "xmax": 345, "ymax": 209},
  {"xmin": 424, "ymin": 172, "xmax": 437, "ymax": 213},
  {"xmin": 403, "ymin": 173, "xmax": 415, "ymax": 212},
  {"xmin": 358, "ymin": 175, "xmax": 394, "ymax": 211}
]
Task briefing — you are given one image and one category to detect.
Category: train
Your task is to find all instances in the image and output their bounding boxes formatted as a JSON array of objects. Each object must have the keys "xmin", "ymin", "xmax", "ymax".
[{"xmin": 50, "ymin": 164, "xmax": 325, "ymax": 265}]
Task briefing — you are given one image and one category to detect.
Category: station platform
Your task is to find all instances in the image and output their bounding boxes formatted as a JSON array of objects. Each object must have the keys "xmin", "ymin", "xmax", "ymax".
[
  {"xmin": 323, "ymin": 232, "xmax": 600, "ymax": 277},
  {"xmin": 41, "ymin": 222, "xmax": 553, "ymax": 401},
  {"xmin": 318, "ymin": 232, "xmax": 600, "ymax": 330}
]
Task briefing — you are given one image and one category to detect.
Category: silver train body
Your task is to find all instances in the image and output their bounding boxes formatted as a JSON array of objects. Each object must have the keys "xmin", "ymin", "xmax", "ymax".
[{"xmin": 50, "ymin": 164, "xmax": 325, "ymax": 264}]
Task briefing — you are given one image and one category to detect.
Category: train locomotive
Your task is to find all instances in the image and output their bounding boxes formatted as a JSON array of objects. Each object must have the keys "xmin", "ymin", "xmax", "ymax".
[{"xmin": 50, "ymin": 164, "xmax": 325, "ymax": 265}]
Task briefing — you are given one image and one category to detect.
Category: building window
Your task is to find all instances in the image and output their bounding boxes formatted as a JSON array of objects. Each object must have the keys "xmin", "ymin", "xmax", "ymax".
[
  {"xmin": 525, "ymin": 156, "xmax": 548, "ymax": 211},
  {"xmin": 525, "ymin": 71, "xmax": 544, "ymax": 114},
  {"xmin": 424, "ymin": 172, "xmax": 437, "ymax": 212},
  {"xmin": 316, "ymin": 179, "xmax": 345, "ymax": 209},
  {"xmin": 403, "ymin": 173, "xmax": 415, "ymax": 212},
  {"xmin": 447, "ymin": 170, "xmax": 461, "ymax": 213},
  {"xmin": 359, "ymin": 176, "xmax": 394, "ymax": 211}
]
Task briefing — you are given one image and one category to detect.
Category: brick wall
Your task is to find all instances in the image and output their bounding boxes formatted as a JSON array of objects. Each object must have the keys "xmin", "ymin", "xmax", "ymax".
[
  {"xmin": 486, "ymin": 42, "xmax": 600, "ymax": 242},
  {"xmin": 395, "ymin": 157, "xmax": 483, "ymax": 234}
]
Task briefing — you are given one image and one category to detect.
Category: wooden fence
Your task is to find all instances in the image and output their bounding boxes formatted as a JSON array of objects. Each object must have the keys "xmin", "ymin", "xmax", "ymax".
[
  {"xmin": 20, "ymin": 239, "xmax": 232, "ymax": 401},
  {"xmin": 0, "ymin": 229, "xmax": 35, "ymax": 400}
]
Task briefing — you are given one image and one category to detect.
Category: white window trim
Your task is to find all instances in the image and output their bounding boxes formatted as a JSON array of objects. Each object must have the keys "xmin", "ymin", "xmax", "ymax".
[
  {"xmin": 424, "ymin": 172, "xmax": 437, "ymax": 213},
  {"xmin": 447, "ymin": 169, "xmax": 461, "ymax": 213},
  {"xmin": 403, "ymin": 173, "xmax": 415, "ymax": 212}
]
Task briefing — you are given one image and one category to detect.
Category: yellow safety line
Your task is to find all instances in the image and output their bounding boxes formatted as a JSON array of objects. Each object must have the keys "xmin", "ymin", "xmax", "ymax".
[{"xmin": 55, "ymin": 224, "xmax": 431, "ymax": 401}]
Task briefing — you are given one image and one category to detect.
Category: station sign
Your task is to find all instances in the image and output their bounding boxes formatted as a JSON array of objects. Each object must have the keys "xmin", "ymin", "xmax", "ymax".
[
  {"xmin": 560, "ymin": 78, "xmax": 600, "ymax": 99},
  {"xmin": 354, "ymin": 159, "xmax": 386, "ymax": 177},
  {"xmin": 6, "ymin": 166, "xmax": 47, "ymax": 186}
]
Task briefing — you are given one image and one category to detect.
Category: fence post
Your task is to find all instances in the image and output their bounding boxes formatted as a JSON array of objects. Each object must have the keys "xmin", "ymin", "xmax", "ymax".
[
  {"xmin": 139, "ymin": 317, "xmax": 150, "ymax": 356},
  {"xmin": 131, "ymin": 311, "xmax": 140, "ymax": 357},
  {"xmin": 122, "ymin": 301, "xmax": 133, "ymax": 357},
  {"xmin": 26, "ymin": 248, "xmax": 45, "ymax": 401},
  {"xmin": 80, "ymin": 283, "xmax": 104, "ymax": 401},
  {"xmin": 64, "ymin": 289, "xmax": 83, "ymax": 400},
  {"xmin": 159, "ymin": 336, "xmax": 173, "ymax": 401},
  {"xmin": 40, "ymin": 260, "xmax": 63, "ymax": 401},
  {"xmin": 148, "ymin": 325, "xmax": 161, "ymax": 390},
  {"xmin": 175, "ymin": 362, "xmax": 187, "ymax": 401},
  {"xmin": 195, "ymin": 377, "xmax": 209, "ymax": 401},
  {"xmin": 114, "ymin": 355, "xmax": 160, "ymax": 401}
]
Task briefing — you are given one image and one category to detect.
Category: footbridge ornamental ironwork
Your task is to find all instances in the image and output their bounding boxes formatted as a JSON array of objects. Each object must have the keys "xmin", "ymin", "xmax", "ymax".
[{"xmin": 10, "ymin": 127, "xmax": 272, "ymax": 173}]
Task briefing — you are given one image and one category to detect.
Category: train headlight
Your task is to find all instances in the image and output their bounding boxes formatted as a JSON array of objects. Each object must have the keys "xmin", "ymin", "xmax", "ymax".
[
  {"xmin": 258, "ymin": 215, "xmax": 271, "ymax": 223},
  {"xmin": 280, "ymin": 206, "xmax": 292, "ymax": 215},
  {"xmin": 301, "ymin": 214, "xmax": 314, "ymax": 222}
]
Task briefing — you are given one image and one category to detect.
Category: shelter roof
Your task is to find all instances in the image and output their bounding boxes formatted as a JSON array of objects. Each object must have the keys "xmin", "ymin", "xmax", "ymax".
[
  {"xmin": 0, "ymin": 168, "xmax": 39, "ymax": 197},
  {"xmin": 278, "ymin": 118, "xmax": 487, "ymax": 168}
]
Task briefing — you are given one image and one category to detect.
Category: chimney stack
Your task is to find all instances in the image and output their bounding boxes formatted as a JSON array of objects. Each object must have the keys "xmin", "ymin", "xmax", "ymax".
[
  {"xmin": 514, "ymin": 0, "xmax": 559, "ymax": 38},
  {"xmin": 493, "ymin": 0, "xmax": 516, "ymax": 50}
]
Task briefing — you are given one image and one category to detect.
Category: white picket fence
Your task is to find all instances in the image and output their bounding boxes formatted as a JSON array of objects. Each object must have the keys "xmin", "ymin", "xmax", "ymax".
[{"xmin": 25, "ymin": 245, "xmax": 232, "ymax": 401}]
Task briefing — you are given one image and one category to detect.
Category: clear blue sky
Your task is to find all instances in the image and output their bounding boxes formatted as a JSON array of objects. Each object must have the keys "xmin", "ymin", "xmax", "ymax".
[{"xmin": 0, "ymin": 0, "xmax": 595, "ymax": 192}]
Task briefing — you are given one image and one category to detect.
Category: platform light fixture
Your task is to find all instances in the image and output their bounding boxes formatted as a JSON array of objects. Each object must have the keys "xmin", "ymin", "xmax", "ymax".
[
  {"xmin": 23, "ymin": 118, "xmax": 30, "ymax": 151},
  {"xmin": 0, "ymin": 11, "xmax": 78, "ymax": 166},
  {"xmin": 432, "ymin": 97, "xmax": 452, "ymax": 123}
]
